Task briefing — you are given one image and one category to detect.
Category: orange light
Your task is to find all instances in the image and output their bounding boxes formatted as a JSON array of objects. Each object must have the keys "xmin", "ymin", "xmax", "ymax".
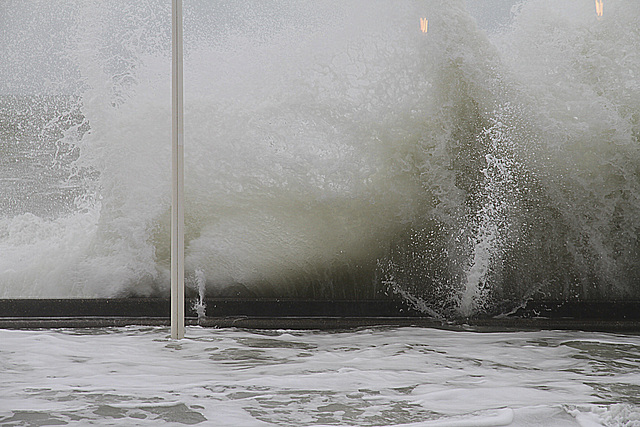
[
  {"xmin": 420, "ymin": 17, "xmax": 428, "ymax": 33},
  {"xmin": 595, "ymin": 0, "xmax": 604, "ymax": 19}
]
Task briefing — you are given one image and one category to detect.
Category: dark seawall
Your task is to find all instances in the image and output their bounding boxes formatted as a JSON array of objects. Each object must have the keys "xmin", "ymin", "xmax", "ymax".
[{"xmin": 1, "ymin": 298, "xmax": 639, "ymax": 332}]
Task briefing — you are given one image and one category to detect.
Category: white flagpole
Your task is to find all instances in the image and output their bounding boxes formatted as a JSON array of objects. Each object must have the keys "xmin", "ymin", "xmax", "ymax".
[{"xmin": 171, "ymin": 0, "xmax": 185, "ymax": 339}]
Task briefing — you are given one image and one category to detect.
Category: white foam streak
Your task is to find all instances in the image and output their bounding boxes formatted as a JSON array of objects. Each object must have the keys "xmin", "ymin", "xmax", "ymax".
[{"xmin": 2, "ymin": 327, "xmax": 640, "ymax": 425}]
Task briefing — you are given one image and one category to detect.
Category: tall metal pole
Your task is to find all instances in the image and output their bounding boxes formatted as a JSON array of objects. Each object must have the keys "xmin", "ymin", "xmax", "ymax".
[{"xmin": 171, "ymin": 0, "xmax": 185, "ymax": 340}]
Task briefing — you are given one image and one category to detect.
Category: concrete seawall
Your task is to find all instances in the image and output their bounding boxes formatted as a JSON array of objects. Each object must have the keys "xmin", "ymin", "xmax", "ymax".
[{"xmin": 1, "ymin": 298, "xmax": 639, "ymax": 332}]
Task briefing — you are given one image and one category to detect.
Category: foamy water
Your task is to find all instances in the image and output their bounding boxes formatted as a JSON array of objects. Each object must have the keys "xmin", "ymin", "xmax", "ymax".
[
  {"xmin": 1, "ymin": 0, "xmax": 639, "ymax": 315},
  {"xmin": 1, "ymin": 326, "xmax": 640, "ymax": 426}
]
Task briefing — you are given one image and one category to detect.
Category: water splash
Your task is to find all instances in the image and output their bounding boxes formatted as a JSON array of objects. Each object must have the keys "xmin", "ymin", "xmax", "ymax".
[
  {"xmin": 458, "ymin": 108, "xmax": 524, "ymax": 316},
  {"xmin": 190, "ymin": 269, "xmax": 207, "ymax": 321},
  {"xmin": 1, "ymin": 0, "xmax": 639, "ymax": 314}
]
